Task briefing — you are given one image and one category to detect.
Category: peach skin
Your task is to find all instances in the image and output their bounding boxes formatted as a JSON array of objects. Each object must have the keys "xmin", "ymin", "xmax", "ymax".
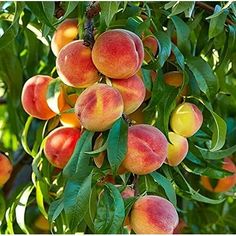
[{"xmin": 0, "ymin": 153, "xmax": 13, "ymax": 187}]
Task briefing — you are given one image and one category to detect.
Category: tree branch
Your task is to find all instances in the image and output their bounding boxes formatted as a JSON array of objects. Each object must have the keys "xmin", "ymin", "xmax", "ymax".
[{"xmin": 196, "ymin": 1, "xmax": 235, "ymax": 25}]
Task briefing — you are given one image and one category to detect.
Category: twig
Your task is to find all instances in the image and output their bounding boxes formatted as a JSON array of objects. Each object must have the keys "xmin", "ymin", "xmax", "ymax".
[
  {"xmin": 54, "ymin": 2, "xmax": 65, "ymax": 19},
  {"xmin": 83, "ymin": 1, "xmax": 101, "ymax": 48},
  {"xmin": 196, "ymin": 1, "xmax": 235, "ymax": 25}
]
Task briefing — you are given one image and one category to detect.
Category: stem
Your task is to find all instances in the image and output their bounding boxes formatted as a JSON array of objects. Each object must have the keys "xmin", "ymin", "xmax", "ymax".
[
  {"xmin": 196, "ymin": 1, "xmax": 235, "ymax": 25},
  {"xmin": 54, "ymin": 2, "xmax": 65, "ymax": 19},
  {"xmin": 83, "ymin": 1, "xmax": 101, "ymax": 48}
]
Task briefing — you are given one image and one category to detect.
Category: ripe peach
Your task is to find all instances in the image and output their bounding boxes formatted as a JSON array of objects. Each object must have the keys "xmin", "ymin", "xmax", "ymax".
[
  {"xmin": 60, "ymin": 94, "xmax": 80, "ymax": 128},
  {"xmin": 74, "ymin": 84, "xmax": 124, "ymax": 131},
  {"xmin": 21, "ymin": 75, "xmax": 57, "ymax": 120},
  {"xmin": 166, "ymin": 132, "xmax": 189, "ymax": 167},
  {"xmin": 34, "ymin": 214, "xmax": 49, "ymax": 232},
  {"xmin": 164, "ymin": 71, "xmax": 188, "ymax": 97},
  {"xmin": 201, "ymin": 158, "xmax": 236, "ymax": 193},
  {"xmin": 51, "ymin": 18, "xmax": 78, "ymax": 57},
  {"xmin": 122, "ymin": 124, "xmax": 168, "ymax": 175},
  {"xmin": 170, "ymin": 102, "xmax": 203, "ymax": 137},
  {"xmin": 130, "ymin": 195, "xmax": 179, "ymax": 234},
  {"xmin": 127, "ymin": 104, "xmax": 145, "ymax": 125},
  {"xmin": 56, "ymin": 40, "xmax": 99, "ymax": 88},
  {"xmin": 111, "ymin": 75, "xmax": 145, "ymax": 115},
  {"xmin": 92, "ymin": 29, "xmax": 144, "ymax": 79},
  {"xmin": 0, "ymin": 153, "xmax": 13, "ymax": 187},
  {"xmin": 143, "ymin": 35, "xmax": 158, "ymax": 63},
  {"xmin": 44, "ymin": 127, "xmax": 81, "ymax": 169}
]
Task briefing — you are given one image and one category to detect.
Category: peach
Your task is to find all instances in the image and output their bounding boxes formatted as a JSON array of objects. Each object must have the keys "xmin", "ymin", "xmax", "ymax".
[
  {"xmin": 143, "ymin": 35, "xmax": 158, "ymax": 63},
  {"xmin": 44, "ymin": 127, "xmax": 81, "ymax": 168},
  {"xmin": 74, "ymin": 84, "xmax": 124, "ymax": 131},
  {"xmin": 21, "ymin": 75, "xmax": 57, "ymax": 120},
  {"xmin": 56, "ymin": 40, "xmax": 100, "ymax": 88},
  {"xmin": 111, "ymin": 75, "xmax": 145, "ymax": 115},
  {"xmin": 170, "ymin": 102, "xmax": 203, "ymax": 137},
  {"xmin": 166, "ymin": 132, "xmax": 189, "ymax": 166},
  {"xmin": 60, "ymin": 94, "xmax": 80, "ymax": 128},
  {"xmin": 51, "ymin": 18, "xmax": 78, "ymax": 57},
  {"xmin": 92, "ymin": 29, "xmax": 144, "ymax": 79},
  {"xmin": 164, "ymin": 71, "xmax": 188, "ymax": 97},
  {"xmin": 122, "ymin": 124, "xmax": 168, "ymax": 175},
  {"xmin": 201, "ymin": 157, "xmax": 236, "ymax": 193},
  {"xmin": 173, "ymin": 219, "xmax": 187, "ymax": 234},
  {"xmin": 127, "ymin": 104, "xmax": 145, "ymax": 125},
  {"xmin": 0, "ymin": 153, "xmax": 13, "ymax": 187},
  {"xmin": 130, "ymin": 195, "xmax": 179, "ymax": 234},
  {"xmin": 34, "ymin": 214, "xmax": 49, "ymax": 232}
]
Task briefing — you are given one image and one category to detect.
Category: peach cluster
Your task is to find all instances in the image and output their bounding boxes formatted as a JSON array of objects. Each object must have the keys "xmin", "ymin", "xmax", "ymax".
[{"xmin": 165, "ymin": 102, "xmax": 203, "ymax": 167}]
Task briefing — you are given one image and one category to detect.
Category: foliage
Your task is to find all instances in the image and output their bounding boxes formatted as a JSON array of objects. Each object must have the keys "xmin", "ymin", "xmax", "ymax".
[{"xmin": 0, "ymin": 1, "xmax": 236, "ymax": 234}]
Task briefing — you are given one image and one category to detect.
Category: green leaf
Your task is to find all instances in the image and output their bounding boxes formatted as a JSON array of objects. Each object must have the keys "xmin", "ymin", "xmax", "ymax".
[
  {"xmin": 0, "ymin": 2, "xmax": 24, "ymax": 49},
  {"xmin": 170, "ymin": 15, "xmax": 191, "ymax": 55},
  {"xmin": 107, "ymin": 117, "xmax": 128, "ymax": 175},
  {"xmin": 150, "ymin": 172, "xmax": 177, "ymax": 207},
  {"xmin": 0, "ymin": 191, "xmax": 6, "ymax": 224},
  {"xmin": 145, "ymin": 31, "xmax": 171, "ymax": 70},
  {"xmin": 186, "ymin": 56, "xmax": 218, "ymax": 100},
  {"xmin": 94, "ymin": 183, "xmax": 125, "ymax": 234},
  {"xmin": 15, "ymin": 185, "xmax": 34, "ymax": 234},
  {"xmin": 36, "ymin": 180, "xmax": 48, "ymax": 219},
  {"xmin": 48, "ymin": 198, "xmax": 64, "ymax": 222},
  {"xmin": 174, "ymin": 167, "xmax": 224, "ymax": 204},
  {"xmin": 47, "ymin": 78, "xmax": 62, "ymax": 114},
  {"xmin": 63, "ymin": 130, "xmax": 94, "ymax": 182},
  {"xmin": 100, "ymin": 2, "xmax": 120, "ymax": 27},
  {"xmin": 168, "ymin": 2, "xmax": 195, "ymax": 17},
  {"xmin": 63, "ymin": 173, "xmax": 93, "ymax": 231},
  {"xmin": 208, "ymin": 5, "xmax": 228, "ymax": 40},
  {"xmin": 42, "ymin": 2, "xmax": 55, "ymax": 24}
]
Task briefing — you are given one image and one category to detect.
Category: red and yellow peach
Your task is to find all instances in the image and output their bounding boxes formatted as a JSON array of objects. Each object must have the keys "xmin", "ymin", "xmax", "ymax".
[
  {"xmin": 0, "ymin": 153, "xmax": 13, "ymax": 187},
  {"xmin": 92, "ymin": 29, "xmax": 144, "ymax": 79},
  {"xmin": 74, "ymin": 84, "xmax": 124, "ymax": 131},
  {"xmin": 44, "ymin": 127, "xmax": 81, "ymax": 168},
  {"xmin": 122, "ymin": 124, "xmax": 168, "ymax": 175},
  {"xmin": 56, "ymin": 40, "xmax": 100, "ymax": 88}
]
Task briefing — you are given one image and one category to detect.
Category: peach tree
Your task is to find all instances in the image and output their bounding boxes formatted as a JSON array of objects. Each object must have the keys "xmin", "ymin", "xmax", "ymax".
[{"xmin": 0, "ymin": 1, "xmax": 236, "ymax": 234}]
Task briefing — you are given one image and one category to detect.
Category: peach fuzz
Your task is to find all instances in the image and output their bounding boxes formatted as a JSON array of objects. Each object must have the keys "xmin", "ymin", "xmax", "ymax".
[
  {"xmin": 75, "ymin": 84, "xmax": 124, "ymax": 132},
  {"xmin": 166, "ymin": 132, "xmax": 189, "ymax": 167},
  {"xmin": 44, "ymin": 127, "xmax": 81, "ymax": 169},
  {"xmin": 51, "ymin": 18, "xmax": 78, "ymax": 57},
  {"xmin": 130, "ymin": 195, "xmax": 179, "ymax": 234},
  {"xmin": 21, "ymin": 75, "xmax": 57, "ymax": 120},
  {"xmin": 56, "ymin": 40, "xmax": 99, "ymax": 88},
  {"xmin": 0, "ymin": 153, "xmax": 13, "ymax": 187},
  {"xmin": 170, "ymin": 102, "xmax": 203, "ymax": 137},
  {"xmin": 111, "ymin": 75, "xmax": 145, "ymax": 115},
  {"xmin": 201, "ymin": 157, "xmax": 236, "ymax": 193},
  {"xmin": 92, "ymin": 29, "xmax": 144, "ymax": 79},
  {"xmin": 60, "ymin": 94, "xmax": 80, "ymax": 128},
  {"xmin": 122, "ymin": 124, "xmax": 168, "ymax": 175},
  {"xmin": 143, "ymin": 35, "xmax": 158, "ymax": 63}
]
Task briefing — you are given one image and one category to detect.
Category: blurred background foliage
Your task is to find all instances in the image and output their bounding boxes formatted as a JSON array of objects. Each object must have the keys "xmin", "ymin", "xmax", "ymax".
[{"xmin": 0, "ymin": 1, "xmax": 236, "ymax": 234}]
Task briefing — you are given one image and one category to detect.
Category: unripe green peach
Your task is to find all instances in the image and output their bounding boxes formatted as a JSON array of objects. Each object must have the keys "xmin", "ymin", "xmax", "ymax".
[
  {"xmin": 111, "ymin": 75, "xmax": 146, "ymax": 115},
  {"xmin": 166, "ymin": 132, "xmax": 189, "ymax": 166},
  {"xmin": 56, "ymin": 40, "xmax": 100, "ymax": 88},
  {"xmin": 130, "ymin": 195, "xmax": 179, "ymax": 234},
  {"xmin": 44, "ymin": 127, "xmax": 81, "ymax": 168},
  {"xmin": 92, "ymin": 29, "xmax": 144, "ymax": 79},
  {"xmin": 170, "ymin": 102, "xmax": 203, "ymax": 137},
  {"xmin": 122, "ymin": 124, "xmax": 168, "ymax": 175},
  {"xmin": 74, "ymin": 84, "xmax": 124, "ymax": 132},
  {"xmin": 51, "ymin": 18, "xmax": 78, "ymax": 57},
  {"xmin": 0, "ymin": 153, "xmax": 13, "ymax": 187}
]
